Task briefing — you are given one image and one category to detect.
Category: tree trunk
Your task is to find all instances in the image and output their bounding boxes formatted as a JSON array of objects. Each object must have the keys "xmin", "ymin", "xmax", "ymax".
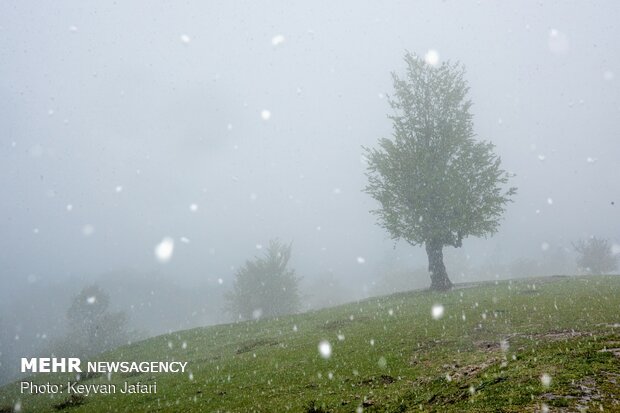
[{"xmin": 425, "ymin": 241, "xmax": 453, "ymax": 291}]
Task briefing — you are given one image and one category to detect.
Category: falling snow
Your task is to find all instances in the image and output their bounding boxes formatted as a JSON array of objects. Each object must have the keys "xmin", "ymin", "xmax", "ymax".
[
  {"xmin": 271, "ymin": 34, "xmax": 285, "ymax": 46},
  {"xmin": 424, "ymin": 49, "xmax": 440, "ymax": 66},
  {"xmin": 155, "ymin": 237, "xmax": 175, "ymax": 263},
  {"xmin": 431, "ymin": 304, "xmax": 444, "ymax": 320},
  {"xmin": 318, "ymin": 340, "xmax": 332, "ymax": 359}
]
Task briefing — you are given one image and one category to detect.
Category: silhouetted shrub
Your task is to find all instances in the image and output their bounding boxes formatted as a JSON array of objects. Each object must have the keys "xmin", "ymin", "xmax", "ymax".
[
  {"xmin": 59, "ymin": 285, "xmax": 129, "ymax": 357},
  {"xmin": 226, "ymin": 240, "xmax": 301, "ymax": 320},
  {"xmin": 573, "ymin": 237, "xmax": 617, "ymax": 275}
]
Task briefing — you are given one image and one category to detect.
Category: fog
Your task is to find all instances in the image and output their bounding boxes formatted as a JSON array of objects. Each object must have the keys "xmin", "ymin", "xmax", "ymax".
[{"xmin": 1, "ymin": 1, "xmax": 619, "ymax": 384}]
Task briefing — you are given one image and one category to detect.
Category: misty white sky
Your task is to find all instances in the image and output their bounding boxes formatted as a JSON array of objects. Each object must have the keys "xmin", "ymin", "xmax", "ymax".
[{"xmin": 1, "ymin": 1, "xmax": 619, "ymax": 296}]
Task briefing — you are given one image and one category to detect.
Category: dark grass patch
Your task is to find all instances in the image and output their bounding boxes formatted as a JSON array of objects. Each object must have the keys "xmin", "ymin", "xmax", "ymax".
[
  {"xmin": 358, "ymin": 374, "xmax": 395, "ymax": 386},
  {"xmin": 473, "ymin": 340, "xmax": 501, "ymax": 351},
  {"xmin": 304, "ymin": 399, "xmax": 331, "ymax": 413},
  {"xmin": 474, "ymin": 375, "xmax": 507, "ymax": 392},
  {"xmin": 445, "ymin": 357, "xmax": 500, "ymax": 381},
  {"xmin": 321, "ymin": 316, "xmax": 370, "ymax": 331},
  {"xmin": 53, "ymin": 394, "xmax": 85, "ymax": 410},
  {"xmin": 234, "ymin": 338, "xmax": 279, "ymax": 354}
]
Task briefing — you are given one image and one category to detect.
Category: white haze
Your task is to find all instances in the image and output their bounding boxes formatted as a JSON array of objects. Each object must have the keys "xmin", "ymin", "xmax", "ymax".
[{"xmin": 1, "ymin": 0, "xmax": 619, "ymax": 383}]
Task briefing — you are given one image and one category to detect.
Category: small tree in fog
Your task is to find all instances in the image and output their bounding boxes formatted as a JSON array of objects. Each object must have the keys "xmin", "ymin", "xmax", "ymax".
[
  {"xmin": 364, "ymin": 52, "xmax": 516, "ymax": 291},
  {"xmin": 573, "ymin": 237, "xmax": 617, "ymax": 275},
  {"xmin": 226, "ymin": 240, "xmax": 301, "ymax": 320},
  {"xmin": 63, "ymin": 285, "xmax": 128, "ymax": 356}
]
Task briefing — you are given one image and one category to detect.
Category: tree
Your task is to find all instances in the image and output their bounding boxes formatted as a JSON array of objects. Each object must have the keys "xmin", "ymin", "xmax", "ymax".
[
  {"xmin": 573, "ymin": 237, "xmax": 617, "ymax": 275},
  {"xmin": 226, "ymin": 240, "xmax": 301, "ymax": 320},
  {"xmin": 62, "ymin": 285, "xmax": 129, "ymax": 357},
  {"xmin": 364, "ymin": 52, "xmax": 516, "ymax": 291}
]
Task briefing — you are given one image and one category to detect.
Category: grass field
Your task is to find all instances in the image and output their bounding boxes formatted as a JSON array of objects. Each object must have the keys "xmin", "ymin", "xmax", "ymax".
[{"xmin": 1, "ymin": 275, "xmax": 619, "ymax": 412}]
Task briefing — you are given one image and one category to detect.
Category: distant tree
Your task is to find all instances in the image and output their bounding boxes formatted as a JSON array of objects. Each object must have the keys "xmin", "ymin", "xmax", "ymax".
[
  {"xmin": 226, "ymin": 240, "xmax": 301, "ymax": 320},
  {"xmin": 364, "ymin": 52, "xmax": 516, "ymax": 290},
  {"xmin": 573, "ymin": 237, "xmax": 617, "ymax": 275},
  {"xmin": 62, "ymin": 285, "xmax": 129, "ymax": 356}
]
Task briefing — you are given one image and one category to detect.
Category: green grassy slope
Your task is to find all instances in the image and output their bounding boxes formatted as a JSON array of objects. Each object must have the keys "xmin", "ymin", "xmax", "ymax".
[{"xmin": 1, "ymin": 275, "xmax": 619, "ymax": 412}]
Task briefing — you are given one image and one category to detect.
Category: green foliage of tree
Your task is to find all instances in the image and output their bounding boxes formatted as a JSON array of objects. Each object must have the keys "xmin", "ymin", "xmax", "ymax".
[
  {"xmin": 364, "ymin": 52, "xmax": 516, "ymax": 290},
  {"xmin": 573, "ymin": 237, "xmax": 618, "ymax": 275},
  {"xmin": 62, "ymin": 285, "xmax": 129, "ymax": 357},
  {"xmin": 226, "ymin": 240, "xmax": 301, "ymax": 320}
]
